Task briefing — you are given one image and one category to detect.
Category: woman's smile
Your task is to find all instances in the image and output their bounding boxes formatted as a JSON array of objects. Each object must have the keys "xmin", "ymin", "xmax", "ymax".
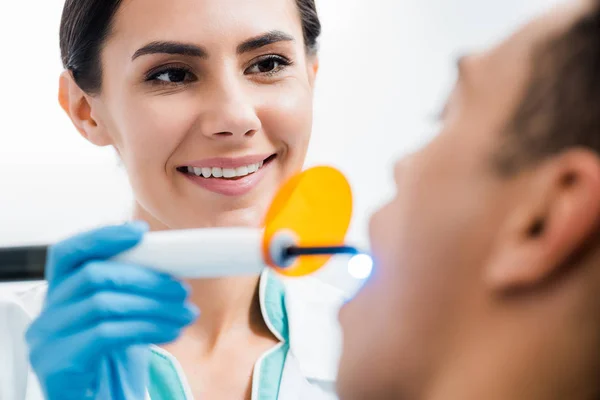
[{"xmin": 177, "ymin": 153, "xmax": 278, "ymax": 196}]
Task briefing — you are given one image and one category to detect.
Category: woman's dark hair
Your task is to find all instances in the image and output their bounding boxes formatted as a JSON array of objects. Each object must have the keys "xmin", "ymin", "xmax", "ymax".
[{"xmin": 59, "ymin": 0, "xmax": 321, "ymax": 94}]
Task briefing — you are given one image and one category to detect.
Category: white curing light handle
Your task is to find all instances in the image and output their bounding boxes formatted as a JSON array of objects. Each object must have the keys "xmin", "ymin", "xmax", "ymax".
[
  {"xmin": 110, "ymin": 227, "xmax": 300, "ymax": 279},
  {"xmin": 111, "ymin": 227, "xmax": 271, "ymax": 278}
]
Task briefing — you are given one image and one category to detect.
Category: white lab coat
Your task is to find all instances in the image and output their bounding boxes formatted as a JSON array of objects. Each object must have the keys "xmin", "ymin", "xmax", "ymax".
[{"xmin": 0, "ymin": 272, "xmax": 344, "ymax": 400}]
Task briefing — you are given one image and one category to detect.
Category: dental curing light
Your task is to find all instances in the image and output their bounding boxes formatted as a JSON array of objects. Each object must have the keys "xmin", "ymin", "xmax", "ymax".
[
  {"xmin": 0, "ymin": 166, "xmax": 359, "ymax": 281},
  {"xmin": 347, "ymin": 253, "xmax": 374, "ymax": 280}
]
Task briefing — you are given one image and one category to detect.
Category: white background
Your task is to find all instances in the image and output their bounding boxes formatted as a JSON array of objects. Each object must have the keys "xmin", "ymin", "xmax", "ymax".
[{"xmin": 0, "ymin": 0, "xmax": 560, "ymax": 294}]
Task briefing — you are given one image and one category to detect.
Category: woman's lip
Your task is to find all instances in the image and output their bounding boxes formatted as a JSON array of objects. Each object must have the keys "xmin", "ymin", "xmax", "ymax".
[
  {"xmin": 181, "ymin": 160, "xmax": 271, "ymax": 196},
  {"xmin": 181, "ymin": 154, "xmax": 274, "ymax": 169}
]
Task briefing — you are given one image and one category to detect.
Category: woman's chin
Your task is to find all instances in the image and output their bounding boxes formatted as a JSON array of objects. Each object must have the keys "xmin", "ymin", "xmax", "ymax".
[{"xmin": 158, "ymin": 208, "xmax": 267, "ymax": 230}]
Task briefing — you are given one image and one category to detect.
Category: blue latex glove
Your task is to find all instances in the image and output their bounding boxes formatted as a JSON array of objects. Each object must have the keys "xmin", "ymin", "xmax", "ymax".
[{"xmin": 25, "ymin": 222, "xmax": 199, "ymax": 400}]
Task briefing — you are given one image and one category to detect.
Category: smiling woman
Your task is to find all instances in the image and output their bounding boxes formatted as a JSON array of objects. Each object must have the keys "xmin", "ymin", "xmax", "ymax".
[
  {"xmin": 0, "ymin": 0, "xmax": 345, "ymax": 399},
  {"xmin": 58, "ymin": 0, "xmax": 319, "ymax": 231}
]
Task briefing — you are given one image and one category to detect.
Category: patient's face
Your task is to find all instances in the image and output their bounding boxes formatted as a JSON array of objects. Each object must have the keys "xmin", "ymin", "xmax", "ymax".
[{"xmin": 337, "ymin": 1, "xmax": 591, "ymax": 398}]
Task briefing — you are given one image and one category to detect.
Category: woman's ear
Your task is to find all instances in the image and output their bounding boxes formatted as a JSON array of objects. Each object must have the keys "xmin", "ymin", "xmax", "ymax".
[
  {"xmin": 58, "ymin": 70, "xmax": 112, "ymax": 147},
  {"xmin": 485, "ymin": 149, "xmax": 600, "ymax": 291},
  {"xmin": 307, "ymin": 56, "xmax": 319, "ymax": 88}
]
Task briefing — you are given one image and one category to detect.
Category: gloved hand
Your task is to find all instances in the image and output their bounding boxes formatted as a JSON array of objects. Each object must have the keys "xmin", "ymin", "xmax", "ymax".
[{"xmin": 25, "ymin": 222, "xmax": 199, "ymax": 400}]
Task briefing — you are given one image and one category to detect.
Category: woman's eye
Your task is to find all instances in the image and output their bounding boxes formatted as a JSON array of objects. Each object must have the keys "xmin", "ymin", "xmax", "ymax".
[
  {"xmin": 147, "ymin": 67, "xmax": 195, "ymax": 84},
  {"xmin": 246, "ymin": 56, "xmax": 290, "ymax": 75}
]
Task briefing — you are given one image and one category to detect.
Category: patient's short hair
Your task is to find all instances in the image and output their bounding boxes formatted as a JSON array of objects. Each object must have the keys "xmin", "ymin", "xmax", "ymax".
[{"xmin": 497, "ymin": 1, "xmax": 600, "ymax": 174}]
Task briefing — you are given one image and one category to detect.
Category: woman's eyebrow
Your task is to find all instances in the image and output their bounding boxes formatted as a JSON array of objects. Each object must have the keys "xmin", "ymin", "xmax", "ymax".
[
  {"xmin": 237, "ymin": 30, "xmax": 295, "ymax": 54},
  {"xmin": 131, "ymin": 30, "xmax": 294, "ymax": 61},
  {"xmin": 132, "ymin": 41, "xmax": 207, "ymax": 60}
]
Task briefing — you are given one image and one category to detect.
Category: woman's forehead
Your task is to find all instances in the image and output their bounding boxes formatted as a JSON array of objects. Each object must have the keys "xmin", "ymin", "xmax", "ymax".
[{"xmin": 111, "ymin": 0, "xmax": 304, "ymax": 46}]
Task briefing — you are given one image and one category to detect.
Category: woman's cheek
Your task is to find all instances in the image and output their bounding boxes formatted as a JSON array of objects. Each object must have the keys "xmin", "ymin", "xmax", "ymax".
[
  {"xmin": 120, "ymin": 94, "xmax": 199, "ymax": 165},
  {"xmin": 259, "ymin": 82, "xmax": 313, "ymax": 156}
]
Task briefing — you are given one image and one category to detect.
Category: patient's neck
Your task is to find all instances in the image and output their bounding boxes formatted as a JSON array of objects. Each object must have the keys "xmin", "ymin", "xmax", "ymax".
[
  {"xmin": 428, "ymin": 356, "xmax": 599, "ymax": 400},
  {"xmin": 427, "ymin": 313, "xmax": 599, "ymax": 400}
]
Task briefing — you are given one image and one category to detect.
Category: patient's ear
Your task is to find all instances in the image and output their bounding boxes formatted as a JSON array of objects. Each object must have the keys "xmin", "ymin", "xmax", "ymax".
[
  {"xmin": 485, "ymin": 149, "xmax": 600, "ymax": 290},
  {"xmin": 58, "ymin": 70, "xmax": 112, "ymax": 147}
]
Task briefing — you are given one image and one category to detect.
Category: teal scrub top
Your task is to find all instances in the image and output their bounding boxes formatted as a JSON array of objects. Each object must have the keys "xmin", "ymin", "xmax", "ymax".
[{"xmin": 147, "ymin": 270, "xmax": 289, "ymax": 400}]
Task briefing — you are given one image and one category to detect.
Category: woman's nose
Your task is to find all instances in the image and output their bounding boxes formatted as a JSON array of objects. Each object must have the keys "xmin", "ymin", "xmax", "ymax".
[{"xmin": 196, "ymin": 79, "xmax": 262, "ymax": 140}]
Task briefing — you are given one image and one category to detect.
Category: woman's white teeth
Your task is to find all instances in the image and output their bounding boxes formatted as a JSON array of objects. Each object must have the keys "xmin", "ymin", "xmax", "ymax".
[
  {"xmin": 212, "ymin": 168, "xmax": 223, "ymax": 178},
  {"xmin": 187, "ymin": 162, "xmax": 263, "ymax": 179},
  {"xmin": 222, "ymin": 168, "xmax": 236, "ymax": 178}
]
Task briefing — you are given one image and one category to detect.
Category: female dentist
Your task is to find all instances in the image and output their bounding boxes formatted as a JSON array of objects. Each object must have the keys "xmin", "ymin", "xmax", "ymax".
[{"xmin": 0, "ymin": 0, "xmax": 344, "ymax": 399}]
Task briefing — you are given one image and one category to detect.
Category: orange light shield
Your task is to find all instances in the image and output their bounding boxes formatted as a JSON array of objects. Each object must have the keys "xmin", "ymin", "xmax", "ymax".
[{"xmin": 262, "ymin": 166, "xmax": 353, "ymax": 277}]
